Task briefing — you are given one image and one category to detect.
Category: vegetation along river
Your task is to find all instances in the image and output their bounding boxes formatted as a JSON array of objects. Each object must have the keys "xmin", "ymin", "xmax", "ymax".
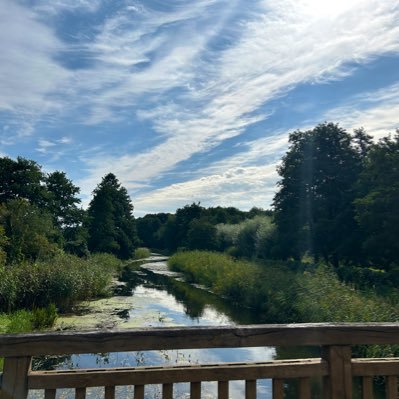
[{"xmin": 30, "ymin": 256, "xmax": 333, "ymax": 398}]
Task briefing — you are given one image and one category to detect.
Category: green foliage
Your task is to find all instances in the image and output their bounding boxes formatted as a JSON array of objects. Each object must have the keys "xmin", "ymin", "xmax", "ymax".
[
  {"xmin": 187, "ymin": 219, "xmax": 217, "ymax": 250},
  {"xmin": 0, "ymin": 253, "xmax": 121, "ymax": 313},
  {"xmin": 273, "ymin": 123, "xmax": 362, "ymax": 266},
  {"xmin": 88, "ymin": 173, "xmax": 138, "ymax": 259},
  {"xmin": 134, "ymin": 247, "xmax": 151, "ymax": 259},
  {"xmin": 354, "ymin": 133, "xmax": 399, "ymax": 268},
  {"xmin": 0, "ymin": 199, "xmax": 61, "ymax": 263},
  {"xmin": 31, "ymin": 304, "xmax": 58, "ymax": 329},
  {"xmin": 169, "ymin": 251, "xmax": 399, "ymax": 327}
]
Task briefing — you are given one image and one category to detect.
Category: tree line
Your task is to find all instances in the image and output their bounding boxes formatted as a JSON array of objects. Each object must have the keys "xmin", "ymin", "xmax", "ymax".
[
  {"xmin": 0, "ymin": 122, "xmax": 397, "ymax": 272},
  {"xmin": 138, "ymin": 123, "xmax": 399, "ymax": 272}
]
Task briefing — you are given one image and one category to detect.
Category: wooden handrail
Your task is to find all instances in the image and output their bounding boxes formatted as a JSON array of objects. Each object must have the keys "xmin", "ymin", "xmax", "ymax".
[
  {"xmin": 1, "ymin": 323, "xmax": 399, "ymax": 399},
  {"xmin": 1, "ymin": 323, "xmax": 399, "ymax": 357}
]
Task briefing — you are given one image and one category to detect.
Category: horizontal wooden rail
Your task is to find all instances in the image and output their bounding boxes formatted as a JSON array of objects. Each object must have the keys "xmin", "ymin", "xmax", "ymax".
[
  {"xmin": 1, "ymin": 323, "xmax": 399, "ymax": 357},
  {"xmin": 28, "ymin": 359, "xmax": 328, "ymax": 389}
]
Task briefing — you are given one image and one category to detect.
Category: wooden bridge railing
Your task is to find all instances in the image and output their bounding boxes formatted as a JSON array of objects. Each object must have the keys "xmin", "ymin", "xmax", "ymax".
[{"xmin": 0, "ymin": 323, "xmax": 399, "ymax": 398}]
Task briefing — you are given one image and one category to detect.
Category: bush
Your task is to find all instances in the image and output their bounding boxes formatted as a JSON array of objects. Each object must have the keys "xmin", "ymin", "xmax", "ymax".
[{"xmin": 134, "ymin": 247, "xmax": 151, "ymax": 259}]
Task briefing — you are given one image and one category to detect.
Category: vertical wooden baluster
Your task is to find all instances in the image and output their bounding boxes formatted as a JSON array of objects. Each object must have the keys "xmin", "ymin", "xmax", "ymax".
[
  {"xmin": 386, "ymin": 376, "xmax": 397, "ymax": 399},
  {"xmin": 105, "ymin": 386, "xmax": 115, "ymax": 399},
  {"xmin": 1, "ymin": 356, "xmax": 32, "ymax": 399},
  {"xmin": 322, "ymin": 345, "xmax": 352, "ymax": 399},
  {"xmin": 134, "ymin": 385, "xmax": 144, "ymax": 399},
  {"xmin": 44, "ymin": 389, "xmax": 56, "ymax": 399},
  {"xmin": 218, "ymin": 381, "xmax": 229, "ymax": 399},
  {"xmin": 190, "ymin": 382, "xmax": 201, "ymax": 399},
  {"xmin": 245, "ymin": 379, "xmax": 256, "ymax": 399},
  {"xmin": 273, "ymin": 379, "xmax": 284, "ymax": 399},
  {"xmin": 362, "ymin": 376, "xmax": 373, "ymax": 399},
  {"xmin": 299, "ymin": 377, "xmax": 311, "ymax": 399},
  {"xmin": 162, "ymin": 383, "xmax": 173, "ymax": 399},
  {"xmin": 75, "ymin": 387, "xmax": 86, "ymax": 399}
]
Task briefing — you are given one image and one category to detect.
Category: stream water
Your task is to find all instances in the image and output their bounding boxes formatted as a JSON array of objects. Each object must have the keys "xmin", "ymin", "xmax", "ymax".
[{"xmin": 30, "ymin": 256, "xmax": 370, "ymax": 398}]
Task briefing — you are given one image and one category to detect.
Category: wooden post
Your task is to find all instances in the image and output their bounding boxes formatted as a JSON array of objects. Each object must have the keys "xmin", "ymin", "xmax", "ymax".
[
  {"xmin": 322, "ymin": 345, "xmax": 352, "ymax": 399},
  {"xmin": 1, "ymin": 356, "xmax": 31, "ymax": 399}
]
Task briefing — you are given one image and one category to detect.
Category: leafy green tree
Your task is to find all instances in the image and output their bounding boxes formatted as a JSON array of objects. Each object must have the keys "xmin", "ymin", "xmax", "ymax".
[
  {"xmin": 45, "ymin": 171, "xmax": 83, "ymax": 229},
  {"xmin": 0, "ymin": 199, "xmax": 60, "ymax": 263},
  {"xmin": 87, "ymin": 173, "xmax": 137, "ymax": 259},
  {"xmin": 187, "ymin": 219, "xmax": 217, "ymax": 250},
  {"xmin": 0, "ymin": 157, "xmax": 46, "ymax": 206},
  {"xmin": 355, "ymin": 133, "xmax": 399, "ymax": 268},
  {"xmin": 273, "ymin": 123, "xmax": 361, "ymax": 266},
  {"xmin": 174, "ymin": 203, "xmax": 204, "ymax": 248}
]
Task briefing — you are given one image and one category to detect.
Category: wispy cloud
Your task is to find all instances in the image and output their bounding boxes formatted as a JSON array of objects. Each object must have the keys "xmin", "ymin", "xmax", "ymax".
[{"xmin": 325, "ymin": 81, "xmax": 399, "ymax": 138}]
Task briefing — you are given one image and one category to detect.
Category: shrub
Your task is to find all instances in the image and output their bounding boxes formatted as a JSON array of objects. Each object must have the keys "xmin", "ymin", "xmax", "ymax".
[{"xmin": 134, "ymin": 247, "xmax": 151, "ymax": 259}]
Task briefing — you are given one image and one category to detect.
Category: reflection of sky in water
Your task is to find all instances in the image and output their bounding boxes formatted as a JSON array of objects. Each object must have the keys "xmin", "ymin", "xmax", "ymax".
[{"xmin": 30, "ymin": 274, "xmax": 276, "ymax": 398}]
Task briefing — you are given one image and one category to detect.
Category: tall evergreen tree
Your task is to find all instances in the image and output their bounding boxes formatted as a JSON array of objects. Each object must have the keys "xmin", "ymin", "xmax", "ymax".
[
  {"xmin": 273, "ymin": 123, "xmax": 361, "ymax": 266},
  {"xmin": 87, "ymin": 173, "xmax": 137, "ymax": 259}
]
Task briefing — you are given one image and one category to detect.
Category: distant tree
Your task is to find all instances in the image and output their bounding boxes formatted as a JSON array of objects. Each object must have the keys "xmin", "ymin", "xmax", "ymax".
[
  {"xmin": 157, "ymin": 215, "xmax": 179, "ymax": 252},
  {"xmin": 273, "ymin": 123, "xmax": 361, "ymax": 266},
  {"xmin": 355, "ymin": 133, "xmax": 399, "ymax": 268},
  {"xmin": 174, "ymin": 203, "xmax": 204, "ymax": 248},
  {"xmin": 87, "ymin": 173, "xmax": 137, "ymax": 259},
  {"xmin": 187, "ymin": 219, "xmax": 217, "ymax": 250},
  {"xmin": 137, "ymin": 214, "xmax": 163, "ymax": 249}
]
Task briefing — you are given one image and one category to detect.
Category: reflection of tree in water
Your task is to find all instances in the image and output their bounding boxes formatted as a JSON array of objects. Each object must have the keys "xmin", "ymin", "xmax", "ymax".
[
  {"xmin": 133, "ymin": 268, "xmax": 263, "ymax": 323},
  {"xmin": 32, "ymin": 355, "xmax": 73, "ymax": 371}
]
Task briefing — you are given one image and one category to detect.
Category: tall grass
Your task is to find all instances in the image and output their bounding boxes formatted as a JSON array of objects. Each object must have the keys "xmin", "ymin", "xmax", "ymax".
[
  {"xmin": 169, "ymin": 251, "xmax": 399, "ymax": 324},
  {"xmin": 0, "ymin": 252, "xmax": 122, "ymax": 313}
]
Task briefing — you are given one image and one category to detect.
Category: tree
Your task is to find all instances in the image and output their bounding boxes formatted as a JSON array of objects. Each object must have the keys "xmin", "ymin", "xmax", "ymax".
[
  {"xmin": 273, "ymin": 123, "xmax": 361, "ymax": 266},
  {"xmin": 45, "ymin": 171, "xmax": 83, "ymax": 230},
  {"xmin": 355, "ymin": 133, "xmax": 399, "ymax": 268},
  {"xmin": 0, "ymin": 199, "xmax": 60, "ymax": 263},
  {"xmin": 187, "ymin": 219, "xmax": 217, "ymax": 250},
  {"xmin": 87, "ymin": 173, "xmax": 137, "ymax": 259},
  {"xmin": 0, "ymin": 157, "xmax": 46, "ymax": 206}
]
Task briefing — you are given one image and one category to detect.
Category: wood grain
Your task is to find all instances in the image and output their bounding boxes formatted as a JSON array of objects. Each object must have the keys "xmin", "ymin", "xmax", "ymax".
[
  {"xmin": 28, "ymin": 359, "xmax": 328, "ymax": 389},
  {"xmin": 2, "ymin": 323, "xmax": 399, "ymax": 357},
  {"xmin": 1, "ymin": 356, "xmax": 31, "ymax": 399}
]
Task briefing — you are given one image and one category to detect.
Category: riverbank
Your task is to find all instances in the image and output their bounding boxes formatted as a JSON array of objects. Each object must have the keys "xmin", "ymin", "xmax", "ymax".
[{"xmin": 169, "ymin": 251, "xmax": 399, "ymax": 324}]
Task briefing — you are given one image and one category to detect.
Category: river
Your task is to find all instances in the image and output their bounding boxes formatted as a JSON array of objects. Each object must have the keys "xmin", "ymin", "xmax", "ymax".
[{"xmin": 30, "ymin": 255, "xmax": 367, "ymax": 398}]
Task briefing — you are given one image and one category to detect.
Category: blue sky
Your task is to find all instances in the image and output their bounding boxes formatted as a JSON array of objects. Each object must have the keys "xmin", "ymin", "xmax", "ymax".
[{"xmin": 1, "ymin": 0, "xmax": 399, "ymax": 216}]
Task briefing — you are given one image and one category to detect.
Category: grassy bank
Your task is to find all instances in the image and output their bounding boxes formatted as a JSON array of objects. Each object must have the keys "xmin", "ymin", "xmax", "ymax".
[
  {"xmin": 169, "ymin": 251, "xmax": 399, "ymax": 324},
  {"xmin": 0, "ymin": 252, "xmax": 122, "ymax": 313}
]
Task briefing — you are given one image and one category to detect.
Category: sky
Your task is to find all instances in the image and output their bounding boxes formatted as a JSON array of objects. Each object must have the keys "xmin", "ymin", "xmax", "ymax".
[{"xmin": 1, "ymin": 0, "xmax": 399, "ymax": 216}]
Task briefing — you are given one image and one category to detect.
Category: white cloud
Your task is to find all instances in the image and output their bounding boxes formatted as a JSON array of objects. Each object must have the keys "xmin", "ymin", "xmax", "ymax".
[{"xmin": 324, "ymin": 81, "xmax": 399, "ymax": 139}]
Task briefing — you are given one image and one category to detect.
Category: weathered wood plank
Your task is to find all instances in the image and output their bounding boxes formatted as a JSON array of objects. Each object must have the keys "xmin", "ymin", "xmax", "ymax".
[
  {"xmin": 162, "ymin": 383, "xmax": 173, "ymax": 399},
  {"xmin": 134, "ymin": 385, "xmax": 144, "ymax": 399},
  {"xmin": 385, "ymin": 375, "xmax": 397, "ymax": 399},
  {"xmin": 218, "ymin": 381, "xmax": 228, "ymax": 399},
  {"xmin": 299, "ymin": 377, "xmax": 311, "ymax": 399},
  {"xmin": 44, "ymin": 389, "xmax": 56, "ymax": 399},
  {"xmin": 28, "ymin": 359, "xmax": 328, "ymax": 389},
  {"xmin": 75, "ymin": 387, "xmax": 86, "ymax": 399},
  {"xmin": 322, "ymin": 346, "xmax": 352, "ymax": 399},
  {"xmin": 1, "ymin": 356, "xmax": 31, "ymax": 399},
  {"xmin": 190, "ymin": 382, "xmax": 201, "ymax": 399},
  {"xmin": 3, "ymin": 324, "xmax": 399, "ymax": 356},
  {"xmin": 353, "ymin": 358, "xmax": 399, "ymax": 376},
  {"xmin": 362, "ymin": 376, "xmax": 373, "ymax": 399},
  {"xmin": 272, "ymin": 378, "xmax": 284, "ymax": 399},
  {"xmin": 245, "ymin": 379, "xmax": 256, "ymax": 399},
  {"xmin": 104, "ymin": 386, "xmax": 115, "ymax": 399}
]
